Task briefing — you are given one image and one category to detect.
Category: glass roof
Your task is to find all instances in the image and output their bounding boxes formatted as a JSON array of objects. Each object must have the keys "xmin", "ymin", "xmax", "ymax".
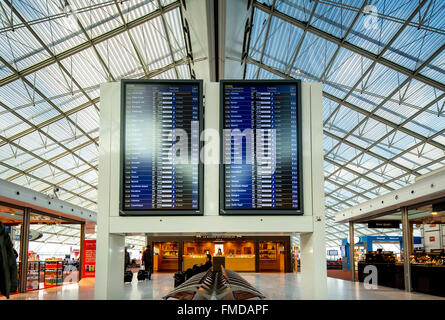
[
  {"xmin": 245, "ymin": 0, "xmax": 445, "ymax": 248},
  {"xmin": 0, "ymin": 0, "xmax": 444, "ymax": 250}
]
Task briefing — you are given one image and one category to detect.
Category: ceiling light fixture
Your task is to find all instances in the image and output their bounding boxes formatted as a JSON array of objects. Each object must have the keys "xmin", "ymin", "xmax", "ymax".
[{"xmin": 432, "ymin": 212, "xmax": 438, "ymax": 215}]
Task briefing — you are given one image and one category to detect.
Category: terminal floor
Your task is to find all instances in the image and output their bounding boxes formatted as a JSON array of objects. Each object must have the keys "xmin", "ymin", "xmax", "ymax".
[
  {"xmin": 2, "ymin": 273, "xmax": 443, "ymax": 300},
  {"xmin": 327, "ymin": 269, "xmax": 358, "ymax": 281}
]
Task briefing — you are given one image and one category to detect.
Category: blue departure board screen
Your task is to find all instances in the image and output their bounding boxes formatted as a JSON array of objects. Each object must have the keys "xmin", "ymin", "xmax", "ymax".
[
  {"xmin": 220, "ymin": 81, "xmax": 302, "ymax": 214},
  {"xmin": 120, "ymin": 80, "xmax": 203, "ymax": 215}
]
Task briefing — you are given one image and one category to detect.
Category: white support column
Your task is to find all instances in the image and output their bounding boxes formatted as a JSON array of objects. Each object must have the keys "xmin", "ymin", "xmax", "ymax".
[
  {"xmin": 401, "ymin": 207, "xmax": 412, "ymax": 292},
  {"xmin": 94, "ymin": 234, "xmax": 125, "ymax": 299},
  {"xmin": 224, "ymin": 0, "xmax": 250, "ymax": 79},
  {"xmin": 94, "ymin": 82, "xmax": 125, "ymax": 299},
  {"xmin": 182, "ymin": 0, "xmax": 212, "ymax": 83},
  {"xmin": 203, "ymin": 82, "xmax": 219, "ymax": 216},
  {"xmin": 349, "ymin": 221, "xmax": 356, "ymax": 282},
  {"xmin": 300, "ymin": 83, "xmax": 328, "ymax": 299}
]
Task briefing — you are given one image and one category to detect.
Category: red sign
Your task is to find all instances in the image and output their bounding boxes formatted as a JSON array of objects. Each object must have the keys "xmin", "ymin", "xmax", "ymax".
[
  {"xmin": 429, "ymin": 236, "xmax": 436, "ymax": 242},
  {"xmin": 82, "ymin": 240, "xmax": 96, "ymax": 278}
]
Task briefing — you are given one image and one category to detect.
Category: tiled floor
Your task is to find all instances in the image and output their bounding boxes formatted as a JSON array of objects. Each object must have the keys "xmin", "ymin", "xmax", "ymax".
[
  {"xmin": 2, "ymin": 273, "xmax": 444, "ymax": 300},
  {"xmin": 327, "ymin": 269, "xmax": 358, "ymax": 281}
]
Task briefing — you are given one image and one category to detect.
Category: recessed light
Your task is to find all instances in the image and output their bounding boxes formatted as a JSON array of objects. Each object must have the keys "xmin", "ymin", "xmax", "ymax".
[{"xmin": 432, "ymin": 212, "xmax": 438, "ymax": 215}]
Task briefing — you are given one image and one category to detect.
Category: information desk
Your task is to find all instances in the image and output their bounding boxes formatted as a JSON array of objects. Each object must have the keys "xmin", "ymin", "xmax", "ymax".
[{"xmin": 358, "ymin": 262, "xmax": 445, "ymax": 297}]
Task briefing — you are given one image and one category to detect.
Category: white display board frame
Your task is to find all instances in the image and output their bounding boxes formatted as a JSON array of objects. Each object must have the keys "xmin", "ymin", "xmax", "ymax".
[{"xmin": 94, "ymin": 81, "xmax": 327, "ymax": 299}]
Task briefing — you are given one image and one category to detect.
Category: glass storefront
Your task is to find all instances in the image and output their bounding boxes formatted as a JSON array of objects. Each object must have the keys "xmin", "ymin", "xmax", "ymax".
[
  {"xmin": 148, "ymin": 237, "xmax": 291, "ymax": 273},
  {"xmin": 28, "ymin": 212, "xmax": 81, "ymax": 289},
  {"xmin": 0, "ymin": 201, "xmax": 85, "ymax": 296},
  {"xmin": 259, "ymin": 241, "xmax": 286, "ymax": 272},
  {"xmin": 153, "ymin": 242, "xmax": 179, "ymax": 271},
  {"xmin": 182, "ymin": 240, "xmax": 256, "ymax": 272},
  {"xmin": 0, "ymin": 204, "xmax": 24, "ymax": 294}
]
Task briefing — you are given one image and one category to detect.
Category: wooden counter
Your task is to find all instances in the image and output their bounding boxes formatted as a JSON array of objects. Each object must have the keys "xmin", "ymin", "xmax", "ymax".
[
  {"xmin": 225, "ymin": 256, "xmax": 255, "ymax": 272},
  {"xmin": 183, "ymin": 255, "xmax": 256, "ymax": 272},
  {"xmin": 183, "ymin": 256, "xmax": 207, "ymax": 270},
  {"xmin": 358, "ymin": 262, "xmax": 445, "ymax": 297},
  {"xmin": 153, "ymin": 255, "xmax": 158, "ymax": 271}
]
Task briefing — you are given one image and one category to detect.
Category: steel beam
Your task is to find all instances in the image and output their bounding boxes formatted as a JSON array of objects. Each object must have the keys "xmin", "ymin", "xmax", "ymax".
[
  {"xmin": 246, "ymin": 56, "xmax": 445, "ymax": 153},
  {"xmin": 0, "ymin": 100, "xmax": 97, "ymax": 172},
  {"xmin": 255, "ymin": 0, "xmax": 277, "ymax": 79},
  {"xmin": 326, "ymin": 135, "xmax": 445, "ymax": 198},
  {"xmin": 285, "ymin": 0, "xmax": 319, "ymax": 75},
  {"xmin": 0, "ymin": 97, "xmax": 100, "ymax": 149},
  {"xmin": 324, "ymin": 41, "xmax": 445, "ymax": 158},
  {"xmin": 63, "ymin": 186, "xmax": 97, "ymax": 203},
  {"xmin": 324, "ymin": 92, "xmax": 445, "ymax": 152},
  {"xmin": 242, "ymin": 2, "xmax": 255, "ymax": 79},
  {"xmin": 0, "ymin": 58, "xmax": 187, "ymax": 185},
  {"xmin": 3, "ymin": 0, "xmax": 100, "ymax": 115},
  {"xmin": 324, "ymin": 130, "xmax": 419, "ymax": 176},
  {"xmin": 0, "ymin": 0, "xmax": 129, "ymax": 33},
  {"xmin": 324, "ymin": 91, "xmax": 445, "ymax": 180},
  {"xmin": 322, "ymin": 0, "xmax": 427, "ymax": 141},
  {"xmin": 0, "ymin": 1, "xmax": 181, "ymax": 87},
  {"xmin": 325, "ymin": 177, "xmax": 371, "ymax": 200},
  {"xmin": 0, "ymin": 57, "xmax": 98, "ymax": 148},
  {"xmin": 326, "ymin": 154, "xmax": 445, "ymax": 206},
  {"xmin": 0, "ymin": 56, "xmax": 187, "ymax": 149},
  {"xmin": 114, "ymin": 0, "xmax": 150, "ymax": 77},
  {"xmin": 66, "ymin": 0, "xmax": 116, "ymax": 81},
  {"xmin": 245, "ymin": 51, "xmax": 442, "ymax": 117},
  {"xmin": 178, "ymin": 2, "xmax": 195, "ymax": 79},
  {"xmin": 6, "ymin": 138, "xmax": 98, "ymax": 187},
  {"xmin": 0, "ymin": 160, "xmax": 97, "ymax": 205},
  {"xmin": 0, "ymin": 130, "xmax": 97, "ymax": 175},
  {"xmin": 243, "ymin": 58, "xmax": 445, "ymax": 190},
  {"xmin": 318, "ymin": 0, "xmax": 368, "ymax": 82},
  {"xmin": 20, "ymin": 158, "xmax": 98, "ymax": 193},
  {"xmin": 316, "ymin": 0, "xmax": 445, "ymax": 36},
  {"xmin": 156, "ymin": 0, "xmax": 180, "ymax": 78},
  {"xmin": 38, "ymin": 166, "xmax": 97, "ymax": 194},
  {"xmin": 252, "ymin": 0, "xmax": 444, "ymax": 92},
  {"xmin": 324, "ymin": 157, "xmax": 394, "ymax": 192}
]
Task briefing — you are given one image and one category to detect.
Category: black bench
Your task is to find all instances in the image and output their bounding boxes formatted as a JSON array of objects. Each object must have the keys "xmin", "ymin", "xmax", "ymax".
[{"xmin": 163, "ymin": 266, "xmax": 265, "ymax": 300}]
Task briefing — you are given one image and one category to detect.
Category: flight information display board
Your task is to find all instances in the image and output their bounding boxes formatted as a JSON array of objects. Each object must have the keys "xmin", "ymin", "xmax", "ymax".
[
  {"xmin": 120, "ymin": 80, "xmax": 203, "ymax": 215},
  {"xmin": 220, "ymin": 80, "xmax": 303, "ymax": 215}
]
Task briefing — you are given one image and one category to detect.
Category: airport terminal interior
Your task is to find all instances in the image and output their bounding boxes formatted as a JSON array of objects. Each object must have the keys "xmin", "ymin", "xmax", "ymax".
[{"xmin": 0, "ymin": 0, "xmax": 444, "ymax": 301}]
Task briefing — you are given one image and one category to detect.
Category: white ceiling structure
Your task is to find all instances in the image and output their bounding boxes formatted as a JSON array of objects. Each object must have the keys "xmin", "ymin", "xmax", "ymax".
[{"xmin": 0, "ymin": 0, "xmax": 444, "ymax": 250}]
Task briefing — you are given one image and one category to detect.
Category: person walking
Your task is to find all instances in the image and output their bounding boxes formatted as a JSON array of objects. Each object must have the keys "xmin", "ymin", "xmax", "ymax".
[
  {"xmin": 125, "ymin": 248, "xmax": 130, "ymax": 270},
  {"xmin": 143, "ymin": 245, "xmax": 153, "ymax": 280}
]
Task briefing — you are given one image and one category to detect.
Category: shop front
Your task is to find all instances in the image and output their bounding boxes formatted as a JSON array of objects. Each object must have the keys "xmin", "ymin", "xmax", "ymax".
[
  {"xmin": 147, "ymin": 235, "xmax": 292, "ymax": 273},
  {"xmin": 337, "ymin": 180, "xmax": 445, "ymax": 298},
  {"xmin": 0, "ymin": 181, "xmax": 96, "ymax": 296}
]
